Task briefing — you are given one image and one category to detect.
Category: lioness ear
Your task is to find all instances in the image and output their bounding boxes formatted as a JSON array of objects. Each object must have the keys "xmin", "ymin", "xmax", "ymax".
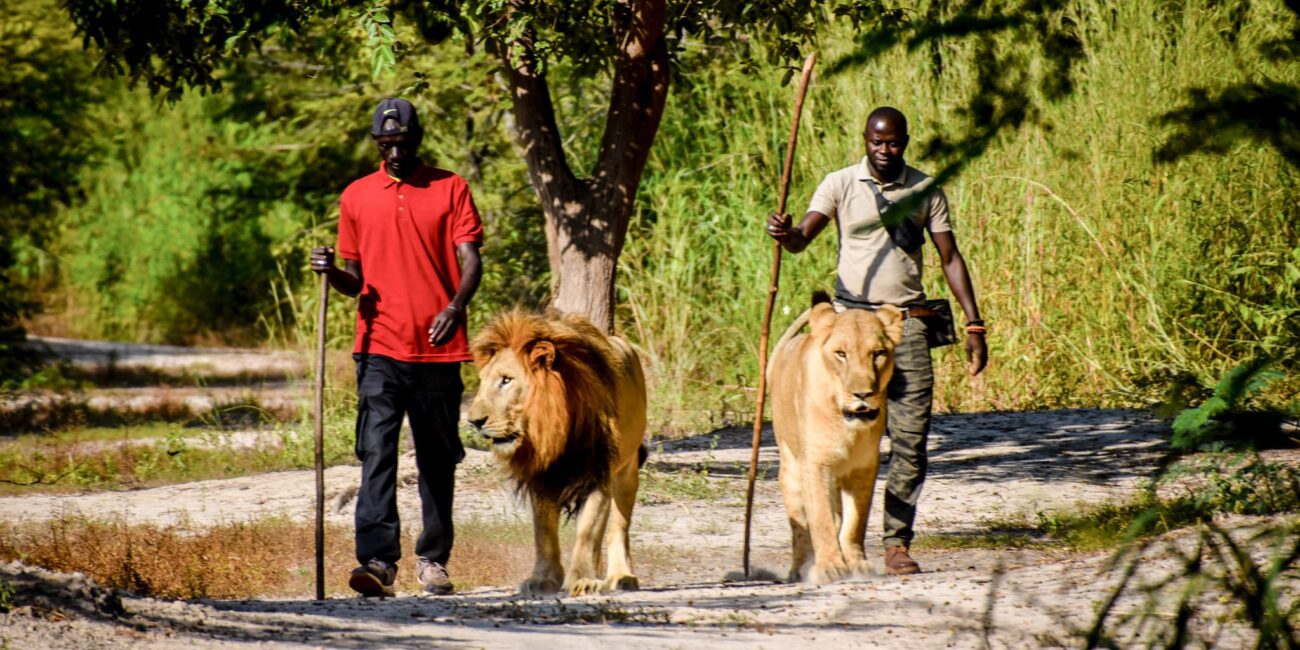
[
  {"xmin": 875, "ymin": 305, "xmax": 905, "ymax": 345},
  {"xmin": 529, "ymin": 340, "xmax": 557, "ymax": 370},
  {"xmin": 808, "ymin": 302, "xmax": 836, "ymax": 336}
]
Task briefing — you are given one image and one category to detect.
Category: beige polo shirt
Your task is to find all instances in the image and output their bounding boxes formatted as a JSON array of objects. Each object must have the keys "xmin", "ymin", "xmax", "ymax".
[{"xmin": 807, "ymin": 158, "xmax": 951, "ymax": 307}]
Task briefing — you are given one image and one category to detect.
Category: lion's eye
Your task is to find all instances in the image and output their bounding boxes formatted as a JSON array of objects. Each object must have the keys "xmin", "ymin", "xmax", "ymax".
[
  {"xmin": 498, "ymin": 376, "xmax": 513, "ymax": 388},
  {"xmin": 874, "ymin": 350, "xmax": 887, "ymax": 359},
  {"xmin": 834, "ymin": 351, "xmax": 847, "ymax": 362}
]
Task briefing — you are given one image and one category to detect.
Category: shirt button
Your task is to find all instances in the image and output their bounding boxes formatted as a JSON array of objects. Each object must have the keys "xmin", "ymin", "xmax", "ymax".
[{"xmin": 398, "ymin": 195, "xmax": 405, "ymax": 199}]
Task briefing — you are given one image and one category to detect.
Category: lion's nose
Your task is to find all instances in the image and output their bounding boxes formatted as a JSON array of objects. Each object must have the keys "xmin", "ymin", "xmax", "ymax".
[
  {"xmin": 852, "ymin": 391, "xmax": 874, "ymax": 401},
  {"xmin": 468, "ymin": 416, "xmax": 488, "ymax": 430}
]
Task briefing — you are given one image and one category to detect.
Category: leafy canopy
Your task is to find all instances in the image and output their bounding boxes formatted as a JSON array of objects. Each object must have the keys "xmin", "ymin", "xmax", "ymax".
[{"xmin": 62, "ymin": 0, "xmax": 830, "ymax": 99}]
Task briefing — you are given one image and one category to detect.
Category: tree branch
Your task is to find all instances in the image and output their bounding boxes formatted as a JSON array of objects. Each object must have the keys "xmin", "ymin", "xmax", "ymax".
[
  {"xmin": 590, "ymin": 0, "xmax": 670, "ymax": 237},
  {"xmin": 495, "ymin": 25, "xmax": 584, "ymax": 217}
]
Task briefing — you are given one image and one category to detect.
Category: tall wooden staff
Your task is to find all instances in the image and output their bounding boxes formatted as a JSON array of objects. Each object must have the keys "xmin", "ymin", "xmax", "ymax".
[
  {"xmin": 743, "ymin": 53, "xmax": 816, "ymax": 577},
  {"xmin": 314, "ymin": 272, "xmax": 329, "ymax": 600}
]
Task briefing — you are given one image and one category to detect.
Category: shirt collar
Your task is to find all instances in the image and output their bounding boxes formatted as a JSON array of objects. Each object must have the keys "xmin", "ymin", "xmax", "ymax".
[
  {"xmin": 379, "ymin": 161, "xmax": 426, "ymax": 187},
  {"xmin": 855, "ymin": 157, "xmax": 909, "ymax": 187}
]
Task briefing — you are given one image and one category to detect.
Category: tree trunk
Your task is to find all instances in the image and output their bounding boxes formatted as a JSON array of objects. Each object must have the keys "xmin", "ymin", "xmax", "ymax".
[
  {"xmin": 496, "ymin": 0, "xmax": 669, "ymax": 333},
  {"xmin": 551, "ymin": 214, "xmax": 620, "ymax": 333}
]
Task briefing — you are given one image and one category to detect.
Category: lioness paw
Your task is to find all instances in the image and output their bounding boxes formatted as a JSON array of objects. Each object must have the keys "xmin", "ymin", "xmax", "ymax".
[
  {"xmin": 847, "ymin": 558, "xmax": 874, "ymax": 578},
  {"xmin": 808, "ymin": 561, "xmax": 849, "ymax": 585}
]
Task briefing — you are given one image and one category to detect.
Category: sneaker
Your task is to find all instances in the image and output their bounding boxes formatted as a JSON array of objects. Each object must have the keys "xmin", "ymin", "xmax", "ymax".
[
  {"xmin": 349, "ymin": 558, "xmax": 396, "ymax": 598},
  {"xmin": 884, "ymin": 546, "xmax": 921, "ymax": 576},
  {"xmin": 416, "ymin": 558, "xmax": 454, "ymax": 595}
]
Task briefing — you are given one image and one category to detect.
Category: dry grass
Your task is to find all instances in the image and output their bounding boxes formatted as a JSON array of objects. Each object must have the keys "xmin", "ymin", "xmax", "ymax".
[
  {"xmin": 0, "ymin": 431, "xmax": 339, "ymax": 495},
  {"xmin": 0, "ymin": 514, "xmax": 540, "ymax": 599},
  {"xmin": 0, "ymin": 511, "xmax": 702, "ymax": 600}
]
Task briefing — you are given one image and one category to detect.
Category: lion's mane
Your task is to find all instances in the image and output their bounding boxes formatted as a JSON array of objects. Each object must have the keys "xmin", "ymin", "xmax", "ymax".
[{"xmin": 471, "ymin": 310, "xmax": 618, "ymax": 511}]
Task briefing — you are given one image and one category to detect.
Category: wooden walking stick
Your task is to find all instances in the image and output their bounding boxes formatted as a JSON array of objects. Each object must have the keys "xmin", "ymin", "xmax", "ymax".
[
  {"xmin": 742, "ymin": 53, "xmax": 816, "ymax": 578},
  {"xmin": 314, "ymin": 271, "xmax": 329, "ymax": 600}
]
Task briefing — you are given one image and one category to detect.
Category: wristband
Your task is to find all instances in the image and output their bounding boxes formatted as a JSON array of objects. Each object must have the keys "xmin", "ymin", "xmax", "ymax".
[
  {"xmin": 966, "ymin": 325, "xmax": 987, "ymax": 335},
  {"xmin": 444, "ymin": 304, "xmax": 461, "ymax": 314}
]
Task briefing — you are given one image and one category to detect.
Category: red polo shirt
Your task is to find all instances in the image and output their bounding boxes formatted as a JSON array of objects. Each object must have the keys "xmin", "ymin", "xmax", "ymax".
[{"xmin": 337, "ymin": 163, "xmax": 483, "ymax": 362}]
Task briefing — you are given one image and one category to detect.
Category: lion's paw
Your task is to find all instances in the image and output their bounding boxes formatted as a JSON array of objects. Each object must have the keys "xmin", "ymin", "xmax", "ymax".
[
  {"xmin": 807, "ymin": 561, "xmax": 849, "ymax": 584},
  {"xmin": 565, "ymin": 578, "xmax": 606, "ymax": 596},
  {"xmin": 519, "ymin": 575, "xmax": 562, "ymax": 596},
  {"xmin": 604, "ymin": 574, "xmax": 639, "ymax": 592}
]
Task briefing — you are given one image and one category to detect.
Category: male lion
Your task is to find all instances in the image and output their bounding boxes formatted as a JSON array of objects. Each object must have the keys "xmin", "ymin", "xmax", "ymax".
[
  {"xmin": 467, "ymin": 310, "xmax": 648, "ymax": 596},
  {"xmin": 768, "ymin": 292, "xmax": 904, "ymax": 583}
]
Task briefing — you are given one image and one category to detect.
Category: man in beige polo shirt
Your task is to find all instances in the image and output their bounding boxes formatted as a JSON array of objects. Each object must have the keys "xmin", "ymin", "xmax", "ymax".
[{"xmin": 766, "ymin": 106, "xmax": 989, "ymax": 575}]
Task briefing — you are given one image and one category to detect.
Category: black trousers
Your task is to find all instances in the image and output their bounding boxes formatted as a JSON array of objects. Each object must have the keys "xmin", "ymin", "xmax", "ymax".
[{"xmin": 353, "ymin": 354, "xmax": 465, "ymax": 566}]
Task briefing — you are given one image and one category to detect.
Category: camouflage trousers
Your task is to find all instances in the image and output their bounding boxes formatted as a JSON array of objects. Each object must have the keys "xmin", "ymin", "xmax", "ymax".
[
  {"xmin": 880, "ymin": 316, "xmax": 935, "ymax": 548},
  {"xmin": 830, "ymin": 303, "xmax": 937, "ymax": 548}
]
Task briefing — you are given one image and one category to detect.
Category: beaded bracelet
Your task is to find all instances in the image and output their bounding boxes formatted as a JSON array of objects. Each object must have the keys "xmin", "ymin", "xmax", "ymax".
[{"xmin": 965, "ymin": 324, "xmax": 987, "ymax": 335}]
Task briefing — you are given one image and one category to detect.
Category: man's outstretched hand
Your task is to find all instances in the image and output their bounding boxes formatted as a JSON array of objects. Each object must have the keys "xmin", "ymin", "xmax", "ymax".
[{"xmin": 428, "ymin": 307, "xmax": 460, "ymax": 347}]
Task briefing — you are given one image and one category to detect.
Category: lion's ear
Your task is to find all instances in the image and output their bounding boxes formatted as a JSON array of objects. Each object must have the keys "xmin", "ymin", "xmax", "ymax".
[
  {"xmin": 471, "ymin": 343, "xmax": 497, "ymax": 366},
  {"xmin": 529, "ymin": 340, "xmax": 557, "ymax": 370},
  {"xmin": 875, "ymin": 305, "xmax": 905, "ymax": 345},
  {"xmin": 808, "ymin": 302, "xmax": 836, "ymax": 337}
]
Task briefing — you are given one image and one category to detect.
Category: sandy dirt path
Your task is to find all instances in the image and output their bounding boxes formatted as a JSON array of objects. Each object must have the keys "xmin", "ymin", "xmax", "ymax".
[{"xmin": 0, "ymin": 408, "xmax": 1232, "ymax": 649}]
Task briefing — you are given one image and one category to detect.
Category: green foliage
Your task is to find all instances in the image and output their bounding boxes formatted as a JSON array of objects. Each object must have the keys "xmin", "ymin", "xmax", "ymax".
[
  {"xmin": 35, "ymin": 5, "xmax": 551, "ymax": 345},
  {"xmin": 0, "ymin": 578, "xmax": 12, "ymax": 613},
  {"xmin": 1083, "ymin": 520, "xmax": 1300, "ymax": 649},
  {"xmin": 61, "ymin": 0, "xmax": 323, "ymax": 99},
  {"xmin": 1155, "ymin": 0, "xmax": 1300, "ymax": 169},
  {"xmin": 0, "ymin": 0, "xmax": 102, "ymax": 380},
  {"xmin": 12, "ymin": 0, "xmax": 1298, "ymax": 428},
  {"xmin": 1172, "ymin": 358, "xmax": 1291, "ymax": 451},
  {"xmin": 995, "ymin": 453, "xmax": 1299, "ymax": 552},
  {"xmin": 1164, "ymin": 454, "xmax": 1300, "ymax": 517},
  {"xmin": 62, "ymin": 0, "xmax": 827, "ymax": 92},
  {"xmin": 623, "ymin": 0, "xmax": 1300, "ymax": 422}
]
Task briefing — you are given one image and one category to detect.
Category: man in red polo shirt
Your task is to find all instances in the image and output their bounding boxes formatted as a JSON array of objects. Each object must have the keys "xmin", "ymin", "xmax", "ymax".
[{"xmin": 311, "ymin": 98, "xmax": 483, "ymax": 597}]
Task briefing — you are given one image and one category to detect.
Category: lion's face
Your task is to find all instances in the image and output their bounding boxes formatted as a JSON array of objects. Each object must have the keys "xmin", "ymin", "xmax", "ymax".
[
  {"xmin": 808, "ymin": 303, "xmax": 905, "ymax": 425},
  {"xmin": 466, "ymin": 348, "xmax": 535, "ymax": 458},
  {"xmin": 466, "ymin": 310, "xmax": 638, "ymax": 514}
]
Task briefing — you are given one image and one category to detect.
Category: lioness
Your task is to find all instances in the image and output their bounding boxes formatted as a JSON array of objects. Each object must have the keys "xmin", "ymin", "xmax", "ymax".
[
  {"xmin": 768, "ymin": 292, "xmax": 904, "ymax": 583},
  {"xmin": 467, "ymin": 310, "xmax": 647, "ymax": 596}
]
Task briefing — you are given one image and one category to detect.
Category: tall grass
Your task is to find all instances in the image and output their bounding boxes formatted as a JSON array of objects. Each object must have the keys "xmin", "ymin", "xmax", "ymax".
[
  {"xmin": 622, "ymin": 0, "xmax": 1299, "ymax": 429},
  {"xmin": 20, "ymin": 0, "xmax": 1298, "ymax": 432}
]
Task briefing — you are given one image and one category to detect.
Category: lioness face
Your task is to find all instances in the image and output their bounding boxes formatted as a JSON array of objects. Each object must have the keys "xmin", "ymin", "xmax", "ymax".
[
  {"xmin": 811, "ymin": 306, "xmax": 904, "ymax": 425},
  {"xmin": 467, "ymin": 351, "xmax": 532, "ymax": 457}
]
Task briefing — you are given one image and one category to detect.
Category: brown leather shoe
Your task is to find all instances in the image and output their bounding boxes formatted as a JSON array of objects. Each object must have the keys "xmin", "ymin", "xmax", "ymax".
[{"xmin": 884, "ymin": 546, "xmax": 921, "ymax": 575}]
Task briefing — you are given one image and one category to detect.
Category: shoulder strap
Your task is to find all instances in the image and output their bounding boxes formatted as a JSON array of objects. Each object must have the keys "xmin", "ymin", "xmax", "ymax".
[{"xmin": 867, "ymin": 179, "xmax": 926, "ymax": 254}]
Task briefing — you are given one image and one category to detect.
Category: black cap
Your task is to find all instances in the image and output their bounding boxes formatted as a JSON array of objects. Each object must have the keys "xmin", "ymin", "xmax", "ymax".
[{"xmin": 371, "ymin": 98, "xmax": 421, "ymax": 136}]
